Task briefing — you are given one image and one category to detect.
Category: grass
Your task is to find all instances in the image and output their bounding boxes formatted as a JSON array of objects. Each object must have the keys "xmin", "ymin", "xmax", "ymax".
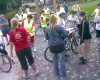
[{"xmin": 69, "ymin": 0, "xmax": 100, "ymax": 15}]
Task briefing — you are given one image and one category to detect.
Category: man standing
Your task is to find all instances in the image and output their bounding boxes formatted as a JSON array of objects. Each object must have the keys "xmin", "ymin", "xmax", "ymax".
[{"xmin": 0, "ymin": 15, "xmax": 10, "ymax": 46}]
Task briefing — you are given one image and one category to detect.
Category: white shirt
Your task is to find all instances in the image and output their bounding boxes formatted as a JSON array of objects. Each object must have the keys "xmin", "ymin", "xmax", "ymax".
[
  {"xmin": 94, "ymin": 15, "xmax": 100, "ymax": 30},
  {"xmin": 57, "ymin": 18, "xmax": 66, "ymax": 28},
  {"xmin": 0, "ymin": 30, "xmax": 2, "ymax": 36},
  {"xmin": 67, "ymin": 15, "xmax": 79, "ymax": 28}
]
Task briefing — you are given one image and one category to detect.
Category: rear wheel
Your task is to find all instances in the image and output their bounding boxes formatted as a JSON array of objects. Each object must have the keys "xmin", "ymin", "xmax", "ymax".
[
  {"xmin": 0, "ymin": 54, "xmax": 12, "ymax": 73},
  {"xmin": 44, "ymin": 47, "xmax": 53, "ymax": 63},
  {"xmin": 89, "ymin": 22, "xmax": 95, "ymax": 33}
]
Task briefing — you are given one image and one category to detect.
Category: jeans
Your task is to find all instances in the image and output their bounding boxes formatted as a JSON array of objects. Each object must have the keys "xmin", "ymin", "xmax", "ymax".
[{"xmin": 52, "ymin": 51, "xmax": 66, "ymax": 80}]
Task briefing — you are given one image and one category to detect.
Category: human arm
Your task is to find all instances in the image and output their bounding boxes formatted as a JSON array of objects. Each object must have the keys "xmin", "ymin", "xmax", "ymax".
[
  {"xmin": 10, "ymin": 42, "xmax": 14, "ymax": 57},
  {"xmin": 45, "ymin": 28, "xmax": 49, "ymax": 40}
]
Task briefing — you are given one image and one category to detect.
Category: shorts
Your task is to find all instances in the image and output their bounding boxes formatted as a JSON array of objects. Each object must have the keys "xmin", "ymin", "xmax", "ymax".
[
  {"xmin": 31, "ymin": 36, "xmax": 34, "ymax": 43},
  {"xmin": 96, "ymin": 29, "xmax": 100, "ymax": 37},
  {"xmin": 1, "ymin": 29, "xmax": 10, "ymax": 37},
  {"xmin": 16, "ymin": 46, "xmax": 34, "ymax": 70}
]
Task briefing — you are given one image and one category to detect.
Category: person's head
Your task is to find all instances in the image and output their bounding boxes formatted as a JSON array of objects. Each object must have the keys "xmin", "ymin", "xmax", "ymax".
[
  {"xmin": 49, "ymin": 14, "xmax": 57, "ymax": 30},
  {"xmin": 44, "ymin": 6, "xmax": 47, "ymax": 9},
  {"xmin": 10, "ymin": 18, "xmax": 19, "ymax": 29},
  {"xmin": 70, "ymin": 11, "xmax": 76, "ymax": 17},
  {"xmin": 18, "ymin": 8, "xmax": 22, "ymax": 14},
  {"xmin": 97, "ymin": 4, "xmax": 100, "ymax": 9},
  {"xmin": 27, "ymin": 14, "xmax": 33, "ymax": 21},
  {"xmin": 79, "ymin": 11, "xmax": 86, "ymax": 20},
  {"xmin": 74, "ymin": 1, "xmax": 77, "ymax": 5},
  {"xmin": 56, "ymin": 5, "xmax": 60, "ymax": 11},
  {"xmin": 60, "ymin": 4, "xmax": 64, "ymax": 7},
  {"xmin": 0, "ymin": 14, "xmax": 5, "ymax": 19},
  {"xmin": 59, "ymin": 12, "xmax": 66, "ymax": 19}
]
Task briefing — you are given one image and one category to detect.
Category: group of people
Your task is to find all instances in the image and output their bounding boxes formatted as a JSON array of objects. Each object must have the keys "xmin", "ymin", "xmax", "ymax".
[{"xmin": 0, "ymin": 1, "xmax": 100, "ymax": 80}]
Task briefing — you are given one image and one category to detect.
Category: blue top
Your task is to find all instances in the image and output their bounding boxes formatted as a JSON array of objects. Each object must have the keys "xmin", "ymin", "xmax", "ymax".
[
  {"xmin": 0, "ymin": 19, "xmax": 10, "ymax": 32},
  {"xmin": 45, "ymin": 25, "xmax": 69, "ymax": 46}
]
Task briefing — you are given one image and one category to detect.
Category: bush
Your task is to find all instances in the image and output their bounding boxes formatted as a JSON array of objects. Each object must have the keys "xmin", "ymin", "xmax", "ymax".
[{"xmin": 5, "ymin": 9, "xmax": 17, "ymax": 27}]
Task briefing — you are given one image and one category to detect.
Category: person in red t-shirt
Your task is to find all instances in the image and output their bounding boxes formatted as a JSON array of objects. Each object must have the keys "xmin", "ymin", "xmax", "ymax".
[{"xmin": 9, "ymin": 18, "xmax": 39, "ymax": 79}]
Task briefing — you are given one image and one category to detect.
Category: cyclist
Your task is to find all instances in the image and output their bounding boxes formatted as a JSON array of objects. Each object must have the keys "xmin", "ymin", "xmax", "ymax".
[
  {"xmin": 94, "ymin": 11, "xmax": 100, "ymax": 50},
  {"xmin": 45, "ymin": 14, "xmax": 68, "ymax": 80},
  {"xmin": 22, "ymin": 14, "xmax": 36, "ymax": 51}
]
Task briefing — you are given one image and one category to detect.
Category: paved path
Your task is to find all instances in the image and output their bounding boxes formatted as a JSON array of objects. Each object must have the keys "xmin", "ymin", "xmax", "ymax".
[
  {"xmin": 21, "ymin": 31, "xmax": 100, "ymax": 80},
  {"xmin": 0, "ymin": 29, "xmax": 100, "ymax": 80}
]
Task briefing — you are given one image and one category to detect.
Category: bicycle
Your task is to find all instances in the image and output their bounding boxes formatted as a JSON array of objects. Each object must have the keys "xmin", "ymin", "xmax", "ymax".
[
  {"xmin": 44, "ymin": 28, "xmax": 80, "ymax": 63},
  {"xmin": 0, "ymin": 44, "xmax": 12, "ymax": 73},
  {"xmin": 89, "ymin": 15, "xmax": 96, "ymax": 33},
  {"xmin": 34, "ymin": 22, "xmax": 43, "ymax": 36}
]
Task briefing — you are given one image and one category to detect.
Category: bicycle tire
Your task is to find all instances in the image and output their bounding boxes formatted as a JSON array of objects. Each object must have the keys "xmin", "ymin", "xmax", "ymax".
[
  {"xmin": 89, "ymin": 22, "xmax": 95, "ymax": 33},
  {"xmin": 44, "ymin": 46, "xmax": 53, "ymax": 63},
  {"xmin": 0, "ymin": 54, "xmax": 12, "ymax": 73},
  {"xmin": 71, "ymin": 37, "xmax": 80, "ymax": 54}
]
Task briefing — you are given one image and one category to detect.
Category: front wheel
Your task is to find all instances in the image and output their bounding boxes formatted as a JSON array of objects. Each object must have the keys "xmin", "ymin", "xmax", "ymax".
[
  {"xmin": 0, "ymin": 54, "xmax": 12, "ymax": 73},
  {"xmin": 71, "ymin": 37, "xmax": 80, "ymax": 54}
]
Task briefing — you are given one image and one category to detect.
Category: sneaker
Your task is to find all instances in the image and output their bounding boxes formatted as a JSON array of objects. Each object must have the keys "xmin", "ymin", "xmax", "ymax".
[
  {"xmin": 6, "ymin": 43, "xmax": 9, "ymax": 46},
  {"xmin": 79, "ymin": 57, "xmax": 87, "ymax": 65},
  {"xmin": 22, "ymin": 75, "xmax": 29, "ymax": 79},
  {"xmin": 34, "ymin": 70, "xmax": 40, "ymax": 76},
  {"xmin": 33, "ymin": 48, "xmax": 36, "ymax": 52}
]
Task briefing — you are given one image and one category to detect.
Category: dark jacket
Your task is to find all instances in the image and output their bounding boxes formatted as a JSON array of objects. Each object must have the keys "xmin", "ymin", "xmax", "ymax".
[{"xmin": 77, "ymin": 18, "xmax": 92, "ymax": 43}]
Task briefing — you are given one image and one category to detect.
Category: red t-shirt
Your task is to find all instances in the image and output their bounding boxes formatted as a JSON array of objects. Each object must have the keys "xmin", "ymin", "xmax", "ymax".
[{"xmin": 9, "ymin": 28, "xmax": 30, "ymax": 51}]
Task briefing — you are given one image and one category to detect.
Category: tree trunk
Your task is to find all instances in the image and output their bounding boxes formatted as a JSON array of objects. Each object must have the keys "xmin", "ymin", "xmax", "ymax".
[
  {"xmin": 34, "ymin": 0, "xmax": 40, "ymax": 20},
  {"xmin": 53, "ymin": 0, "xmax": 56, "ymax": 12}
]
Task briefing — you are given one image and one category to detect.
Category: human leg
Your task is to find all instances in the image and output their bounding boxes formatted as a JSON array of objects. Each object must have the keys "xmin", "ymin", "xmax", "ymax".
[
  {"xmin": 58, "ymin": 51, "xmax": 66, "ymax": 80},
  {"xmin": 52, "ymin": 53, "xmax": 60, "ymax": 79},
  {"xmin": 83, "ymin": 39, "xmax": 91, "ymax": 61},
  {"xmin": 25, "ymin": 47, "xmax": 39, "ymax": 75},
  {"xmin": 16, "ymin": 49, "xmax": 29, "ymax": 77}
]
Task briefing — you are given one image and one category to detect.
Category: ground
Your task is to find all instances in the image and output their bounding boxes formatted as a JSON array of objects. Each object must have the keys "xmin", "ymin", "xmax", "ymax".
[{"xmin": 0, "ymin": 26, "xmax": 100, "ymax": 80}]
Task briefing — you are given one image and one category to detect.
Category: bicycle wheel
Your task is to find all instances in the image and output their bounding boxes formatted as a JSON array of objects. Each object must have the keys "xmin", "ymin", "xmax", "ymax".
[
  {"xmin": 0, "ymin": 54, "xmax": 12, "ymax": 73},
  {"xmin": 44, "ymin": 47, "xmax": 53, "ymax": 63},
  {"xmin": 71, "ymin": 37, "xmax": 80, "ymax": 54},
  {"xmin": 64, "ymin": 38, "xmax": 70, "ymax": 51},
  {"xmin": 89, "ymin": 22, "xmax": 95, "ymax": 33}
]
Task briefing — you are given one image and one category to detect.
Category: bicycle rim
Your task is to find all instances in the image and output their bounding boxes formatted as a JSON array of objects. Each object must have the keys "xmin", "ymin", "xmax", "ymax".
[
  {"xmin": 44, "ymin": 47, "xmax": 53, "ymax": 63},
  {"xmin": 71, "ymin": 37, "xmax": 80, "ymax": 54},
  {"xmin": 89, "ymin": 23, "xmax": 95, "ymax": 33},
  {"xmin": 35, "ymin": 27, "xmax": 43, "ymax": 36},
  {"xmin": 0, "ymin": 55, "xmax": 12, "ymax": 73}
]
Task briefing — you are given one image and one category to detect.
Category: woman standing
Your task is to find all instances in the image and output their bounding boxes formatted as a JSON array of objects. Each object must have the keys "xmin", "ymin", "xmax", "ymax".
[
  {"xmin": 45, "ymin": 14, "xmax": 68, "ymax": 80},
  {"xmin": 77, "ymin": 11, "xmax": 92, "ymax": 64},
  {"xmin": 9, "ymin": 18, "xmax": 39, "ymax": 79}
]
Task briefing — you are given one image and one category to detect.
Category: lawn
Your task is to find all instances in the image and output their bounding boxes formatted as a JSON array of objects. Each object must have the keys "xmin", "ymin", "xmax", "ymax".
[{"xmin": 69, "ymin": 0, "xmax": 100, "ymax": 15}]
